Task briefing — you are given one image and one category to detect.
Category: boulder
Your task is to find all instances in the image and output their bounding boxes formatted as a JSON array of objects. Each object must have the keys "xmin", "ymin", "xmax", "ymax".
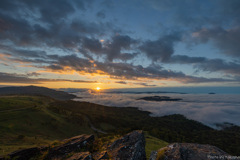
[
  {"xmin": 7, "ymin": 146, "xmax": 47, "ymax": 160},
  {"xmin": 92, "ymin": 151, "xmax": 108, "ymax": 160},
  {"xmin": 107, "ymin": 130, "xmax": 146, "ymax": 160},
  {"xmin": 46, "ymin": 134, "xmax": 94, "ymax": 159},
  {"xmin": 66, "ymin": 152, "xmax": 92, "ymax": 160},
  {"xmin": 0, "ymin": 156, "xmax": 5, "ymax": 160},
  {"xmin": 150, "ymin": 143, "xmax": 231, "ymax": 160}
]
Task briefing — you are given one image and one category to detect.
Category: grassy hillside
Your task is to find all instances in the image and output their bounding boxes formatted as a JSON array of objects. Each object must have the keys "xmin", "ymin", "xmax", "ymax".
[
  {"xmin": 0, "ymin": 95, "xmax": 93, "ymax": 155},
  {"xmin": 144, "ymin": 132, "xmax": 168, "ymax": 159},
  {"xmin": 0, "ymin": 95, "xmax": 240, "ymax": 156},
  {"xmin": 50, "ymin": 100, "xmax": 240, "ymax": 155}
]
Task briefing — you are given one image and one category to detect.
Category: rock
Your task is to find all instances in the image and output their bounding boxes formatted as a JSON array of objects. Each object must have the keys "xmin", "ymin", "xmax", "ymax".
[
  {"xmin": 7, "ymin": 146, "xmax": 47, "ymax": 160},
  {"xmin": 149, "ymin": 151, "xmax": 157, "ymax": 160},
  {"xmin": 107, "ymin": 130, "xmax": 146, "ymax": 160},
  {"xmin": 92, "ymin": 151, "xmax": 109, "ymax": 160},
  {"xmin": 0, "ymin": 156, "xmax": 6, "ymax": 160},
  {"xmin": 66, "ymin": 152, "xmax": 92, "ymax": 160},
  {"xmin": 5, "ymin": 131, "xmax": 232, "ymax": 160},
  {"xmin": 46, "ymin": 134, "xmax": 94, "ymax": 159},
  {"xmin": 152, "ymin": 143, "xmax": 231, "ymax": 160}
]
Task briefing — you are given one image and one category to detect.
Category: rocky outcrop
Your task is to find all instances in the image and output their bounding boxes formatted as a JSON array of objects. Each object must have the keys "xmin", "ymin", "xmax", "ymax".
[
  {"xmin": 66, "ymin": 152, "xmax": 92, "ymax": 160},
  {"xmin": 46, "ymin": 134, "xmax": 94, "ymax": 159},
  {"xmin": 150, "ymin": 143, "xmax": 231, "ymax": 160},
  {"xmin": 7, "ymin": 146, "xmax": 47, "ymax": 160},
  {"xmin": 107, "ymin": 130, "xmax": 146, "ymax": 160},
  {"xmin": 2, "ymin": 132, "xmax": 232, "ymax": 160},
  {"xmin": 2, "ymin": 131, "xmax": 146, "ymax": 160},
  {"xmin": 92, "ymin": 151, "xmax": 108, "ymax": 160}
]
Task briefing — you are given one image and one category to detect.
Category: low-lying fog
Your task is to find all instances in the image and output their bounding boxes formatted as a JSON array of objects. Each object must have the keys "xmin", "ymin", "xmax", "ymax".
[{"xmin": 74, "ymin": 91, "xmax": 240, "ymax": 129}]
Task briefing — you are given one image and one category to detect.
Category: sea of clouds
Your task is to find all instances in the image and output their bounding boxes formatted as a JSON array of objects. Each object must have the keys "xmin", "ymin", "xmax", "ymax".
[{"xmin": 74, "ymin": 91, "xmax": 240, "ymax": 129}]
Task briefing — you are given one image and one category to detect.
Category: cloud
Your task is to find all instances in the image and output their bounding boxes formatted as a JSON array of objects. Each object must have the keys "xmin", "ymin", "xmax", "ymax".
[
  {"xmin": 192, "ymin": 27, "xmax": 240, "ymax": 58},
  {"xmin": 1, "ymin": 50, "xmax": 236, "ymax": 84},
  {"xmin": 0, "ymin": 72, "xmax": 97, "ymax": 84},
  {"xmin": 0, "ymin": 0, "xmax": 112, "ymax": 52},
  {"xmin": 169, "ymin": 55, "xmax": 207, "ymax": 64},
  {"xmin": 26, "ymin": 72, "xmax": 41, "ymax": 77},
  {"xmin": 147, "ymin": 0, "xmax": 240, "ymax": 28},
  {"xmin": 96, "ymin": 10, "xmax": 106, "ymax": 18},
  {"xmin": 80, "ymin": 34, "xmax": 139, "ymax": 61},
  {"xmin": 103, "ymin": 35, "xmax": 138, "ymax": 61},
  {"xmin": 75, "ymin": 92, "xmax": 240, "ymax": 128},
  {"xmin": 133, "ymin": 83, "xmax": 157, "ymax": 87},
  {"xmin": 115, "ymin": 81, "xmax": 127, "ymax": 84},
  {"xmin": 168, "ymin": 55, "xmax": 240, "ymax": 76},
  {"xmin": 140, "ymin": 33, "xmax": 181, "ymax": 62},
  {"xmin": 115, "ymin": 81, "xmax": 156, "ymax": 87},
  {"xmin": 0, "ymin": 0, "xmax": 239, "ymax": 86},
  {"xmin": 1, "ymin": 41, "xmax": 238, "ymax": 84},
  {"xmin": 195, "ymin": 59, "xmax": 240, "ymax": 76}
]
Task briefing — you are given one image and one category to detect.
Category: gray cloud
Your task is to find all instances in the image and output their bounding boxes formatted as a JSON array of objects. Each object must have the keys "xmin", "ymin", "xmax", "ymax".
[
  {"xmin": 147, "ymin": 0, "xmax": 240, "ymax": 28},
  {"xmin": 0, "ymin": 0, "xmax": 112, "ymax": 52},
  {"xmin": 26, "ymin": 72, "xmax": 41, "ymax": 77},
  {"xmin": 0, "ymin": 44, "xmax": 48, "ymax": 58},
  {"xmin": 41, "ymin": 54, "xmax": 236, "ymax": 83},
  {"xmin": 82, "ymin": 35, "xmax": 139, "ymax": 61},
  {"xmin": 167, "ymin": 55, "xmax": 240, "ymax": 76},
  {"xmin": 0, "ymin": 72, "xmax": 40, "ymax": 84},
  {"xmin": 96, "ymin": 10, "xmax": 106, "ymax": 19},
  {"xmin": 0, "ymin": 0, "xmax": 239, "ymax": 85},
  {"xmin": 115, "ymin": 81, "xmax": 156, "ymax": 87},
  {"xmin": 169, "ymin": 55, "xmax": 207, "ymax": 64},
  {"xmin": 104, "ymin": 35, "xmax": 138, "ymax": 61},
  {"xmin": 193, "ymin": 27, "xmax": 240, "ymax": 58},
  {"xmin": 115, "ymin": 81, "xmax": 127, "ymax": 84},
  {"xmin": 1, "ymin": 49, "xmax": 236, "ymax": 84},
  {"xmin": 133, "ymin": 83, "xmax": 157, "ymax": 87},
  {"xmin": 195, "ymin": 59, "xmax": 240, "ymax": 76},
  {"xmin": 0, "ymin": 72, "xmax": 97, "ymax": 84},
  {"xmin": 140, "ymin": 33, "xmax": 181, "ymax": 62}
]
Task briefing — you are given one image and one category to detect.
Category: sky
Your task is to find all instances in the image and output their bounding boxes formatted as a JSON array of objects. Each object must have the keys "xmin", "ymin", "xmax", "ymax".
[{"xmin": 0, "ymin": 0, "xmax": 240, "ymax": 89}]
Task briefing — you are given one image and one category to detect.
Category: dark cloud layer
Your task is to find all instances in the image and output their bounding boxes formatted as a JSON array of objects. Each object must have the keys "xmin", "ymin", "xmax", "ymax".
[
  {"xmin": 140, "ymin": 33, "xmax": 181, "ymax": 62},
  {"xmin": 168, "ymin": 55, "xmax": 240, "ymax": 76},
  {"xmin": 0, "ymin": 0, "xmax": 239, "ymax": 85},
  {"xmin": 0, "ymin": 72, "xmax": 97, "ymax": 84},
  {"xmin": 193, "ymin": 27, "xmax": 240, "ymax": 58},
  {"xmin": 82, "ymin": 35, "xmax": 138, "ymax": 61}
]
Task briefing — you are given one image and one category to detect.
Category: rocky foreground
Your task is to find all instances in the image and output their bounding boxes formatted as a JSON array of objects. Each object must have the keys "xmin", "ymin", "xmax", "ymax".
[{"xmin": 0, "ymin": 130, "xmax": 231, "ymax": 160}]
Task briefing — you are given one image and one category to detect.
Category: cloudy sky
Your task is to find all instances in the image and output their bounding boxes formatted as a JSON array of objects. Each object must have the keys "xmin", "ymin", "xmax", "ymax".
[{"xmin": 0, "ymin": 0, "xmax": 240, "ymax": 89}]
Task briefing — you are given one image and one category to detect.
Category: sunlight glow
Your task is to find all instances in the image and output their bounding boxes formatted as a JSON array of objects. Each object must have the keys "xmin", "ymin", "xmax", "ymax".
[{"xmin": 96, "ymin": 87, "xmax": 101, "ymax": 91}]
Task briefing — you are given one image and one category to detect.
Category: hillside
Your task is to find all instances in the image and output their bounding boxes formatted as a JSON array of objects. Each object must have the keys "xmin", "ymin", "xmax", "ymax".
[
  {"xmin": 0, "ymin": 95, "xmax": 93, "ymax": 155},
  {"xmin": 0, "ymin": 86, "xmax": 76, "ymax": 100},
  {"xmin": 0, "ymin": 94, "xmax": 240, "ymax": 156},
  {"xmin": 0, "ymin": 131, "xmax": 232, "ymax": 160}
]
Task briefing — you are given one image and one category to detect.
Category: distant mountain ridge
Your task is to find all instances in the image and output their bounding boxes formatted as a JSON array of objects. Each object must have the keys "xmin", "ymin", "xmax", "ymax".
[{"xmin": 0, "ymin": 86, "xmax": 76, "ymax": 100}]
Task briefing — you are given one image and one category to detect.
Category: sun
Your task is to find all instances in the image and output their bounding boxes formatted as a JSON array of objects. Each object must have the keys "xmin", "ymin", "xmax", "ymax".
[{"xmin": 96, "ymin": 87, "xmax": 101, "ymax": 91}]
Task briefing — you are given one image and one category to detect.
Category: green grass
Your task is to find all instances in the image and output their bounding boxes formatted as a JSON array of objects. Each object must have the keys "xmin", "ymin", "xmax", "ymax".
[
  {"xmin": 145, "ymin": 132, "xmax": 168, "ymax": 159},
  {"xmin": 0, "ymin": 95, "xmax": 94, "ymax": 155},
  {"xmin": 0, "ymin": 95, "xmax": 47, "ymax": 111},
  {"xmin": 49, "ymin": 100, "xmax": 240, "ymax": 155},
  {"xmin": 1, "ymin": 95, "xmax": 240, "ymax": 156}
]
